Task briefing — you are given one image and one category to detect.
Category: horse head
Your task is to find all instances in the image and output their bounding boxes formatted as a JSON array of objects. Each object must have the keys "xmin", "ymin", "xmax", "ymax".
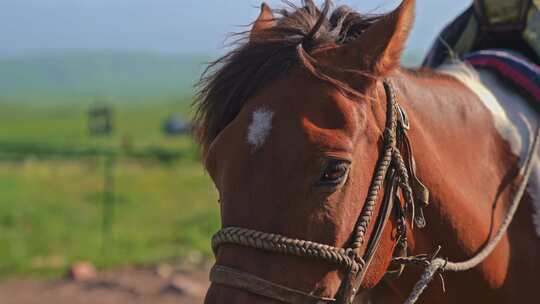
[{"xmin": 197, "ymin": 1, "xmax": 417, "ymax": 303}]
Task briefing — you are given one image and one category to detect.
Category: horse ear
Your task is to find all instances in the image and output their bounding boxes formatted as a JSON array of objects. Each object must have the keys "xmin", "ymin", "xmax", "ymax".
[
  {"xmin": 333, "ymin": 0, "xmax": 415, "ymax": 76},
  {"xmin": 250, "ymin": 3, "xmax": 276, "ymax": 40}
]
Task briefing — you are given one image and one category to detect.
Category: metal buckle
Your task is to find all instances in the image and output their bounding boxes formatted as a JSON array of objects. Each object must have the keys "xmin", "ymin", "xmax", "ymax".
[{"xmin": 397, "ymin": 105, "xmax": 410, "ymax": 131}]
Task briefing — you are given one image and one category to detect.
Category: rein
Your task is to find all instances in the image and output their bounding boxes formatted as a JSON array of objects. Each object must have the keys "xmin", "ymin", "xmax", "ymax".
[
  {"xmin": 210, "ymin": 81, "xmax": 429, "ymax": 304},
  {"xmin": 400, "ymin": 121, "xmax": 540, "ymax": 304}
]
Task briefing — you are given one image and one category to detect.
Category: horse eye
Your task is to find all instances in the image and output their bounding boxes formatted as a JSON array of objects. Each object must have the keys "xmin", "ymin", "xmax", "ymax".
[{"xmin": 318, "ymin": 159, "xmax": 350, "ymax": 187}]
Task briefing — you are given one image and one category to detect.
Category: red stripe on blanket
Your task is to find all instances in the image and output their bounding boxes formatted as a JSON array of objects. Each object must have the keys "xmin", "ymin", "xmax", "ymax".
[{"xmin": 467, "ymin": 57, "xmax": 540, "ymax": 101}]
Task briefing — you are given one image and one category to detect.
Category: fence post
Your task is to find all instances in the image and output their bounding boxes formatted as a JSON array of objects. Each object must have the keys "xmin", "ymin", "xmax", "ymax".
[{"xmin": 102, "ymin": 153, "xmax": 116, "ymax": 250}]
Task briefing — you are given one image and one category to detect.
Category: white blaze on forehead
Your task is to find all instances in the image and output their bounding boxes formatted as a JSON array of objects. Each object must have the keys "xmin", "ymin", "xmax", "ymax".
[
  {"xmin": 439, "ymin": 62, "xmax": 540, "ymax": 236},
  {"xmin": 247, "ymin": 108, "xmax": 274, "ymax": 150}
]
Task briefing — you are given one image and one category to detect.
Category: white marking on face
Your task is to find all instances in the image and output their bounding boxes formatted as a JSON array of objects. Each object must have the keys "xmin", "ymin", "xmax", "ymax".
[
  {"xmin": 439, "ymin": 62, "xmax": 540, "ymax": 236},
  {"xmin": 247, "ymin": 108, "xmax": 274, "ymax": 151}
]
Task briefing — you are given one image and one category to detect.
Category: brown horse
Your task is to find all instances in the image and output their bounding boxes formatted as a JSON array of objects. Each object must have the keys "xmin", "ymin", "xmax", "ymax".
[{"xmin": 195, "ymin": 0, "xmax": 540, "ymax": 303}]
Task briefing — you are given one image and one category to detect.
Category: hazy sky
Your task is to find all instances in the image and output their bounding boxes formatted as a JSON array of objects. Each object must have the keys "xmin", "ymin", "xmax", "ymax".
[{"xmin": 0, "ymin": 0, "xmax": 472, "ymax": 56}]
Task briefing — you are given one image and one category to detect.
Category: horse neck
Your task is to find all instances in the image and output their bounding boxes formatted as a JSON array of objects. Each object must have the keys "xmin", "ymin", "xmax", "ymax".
[{"xmin": 390, "ymin": 68, "xmax": 520, "ymax": 262}]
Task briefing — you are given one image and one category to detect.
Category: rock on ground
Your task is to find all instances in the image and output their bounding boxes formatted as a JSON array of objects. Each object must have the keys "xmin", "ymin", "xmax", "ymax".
[{"xmin": 0, "ymin": 266, "xmax": 209, "ymax": 304}]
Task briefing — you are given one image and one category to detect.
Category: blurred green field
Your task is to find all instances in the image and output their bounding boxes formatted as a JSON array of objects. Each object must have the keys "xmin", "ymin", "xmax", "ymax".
[
  {"xmin": 0, "ymin": 95, "xmax": 194, "ymax": 147},
  {"xmin": 0, "ymin": 95, "xmax": 219, "ymax": 278}
]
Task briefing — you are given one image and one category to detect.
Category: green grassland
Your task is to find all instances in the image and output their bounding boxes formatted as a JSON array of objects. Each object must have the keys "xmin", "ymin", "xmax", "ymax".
[{"xmin": 0, "ymin": 94, "xmax": 219, "ymax": 278}]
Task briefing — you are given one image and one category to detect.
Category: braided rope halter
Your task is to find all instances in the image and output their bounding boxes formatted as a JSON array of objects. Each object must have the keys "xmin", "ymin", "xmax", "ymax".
[
  {"xmin": 210, "ymin": 79, "xmax": 540, "ymax": 303},
  {"xmin": 210, "ymin": 81, "xmax": 429, "ymax": 304}
]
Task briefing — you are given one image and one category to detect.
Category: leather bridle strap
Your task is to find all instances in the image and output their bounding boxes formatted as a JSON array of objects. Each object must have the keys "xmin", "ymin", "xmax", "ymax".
[
  {"xmin": 340, "ymin": 168, "xmax": 400, "ymax": 301},
  {"xmin": 210, "ymin": 265, "xmax": 336, "ymax": 304}
]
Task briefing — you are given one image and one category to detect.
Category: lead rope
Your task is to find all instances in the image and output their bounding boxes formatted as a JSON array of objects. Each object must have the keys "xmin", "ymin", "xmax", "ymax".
[{"xmin": 402, "ymin": 123, "xmax": 540, "ymax": 304}]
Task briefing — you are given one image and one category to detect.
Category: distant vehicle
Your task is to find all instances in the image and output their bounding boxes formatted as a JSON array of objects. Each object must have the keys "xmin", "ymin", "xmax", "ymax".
[{"xmin": 163, "ymin": 115, "xmax": 192, "ymax": 136}]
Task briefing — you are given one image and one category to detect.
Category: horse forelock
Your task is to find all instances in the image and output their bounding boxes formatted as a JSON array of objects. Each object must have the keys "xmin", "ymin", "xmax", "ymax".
[{"xmin": 193, "ymin": 0, "xmax": 385, "ymax": 157}]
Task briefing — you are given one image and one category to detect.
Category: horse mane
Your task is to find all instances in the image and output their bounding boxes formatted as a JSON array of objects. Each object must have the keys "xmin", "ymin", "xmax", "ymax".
[{"xmin": 193, "ymin": 0, "xmax": 385, "ymax": 156}]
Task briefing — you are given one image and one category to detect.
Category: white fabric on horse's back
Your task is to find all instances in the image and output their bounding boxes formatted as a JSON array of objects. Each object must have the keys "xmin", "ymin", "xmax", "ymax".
[{"xmin": 439, "ymin": 62, "xmax": 540, "ymax": 236}]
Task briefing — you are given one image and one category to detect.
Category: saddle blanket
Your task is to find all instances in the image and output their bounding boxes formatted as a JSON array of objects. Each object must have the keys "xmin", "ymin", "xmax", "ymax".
[{"xmin": 463, "ymin": 49, "xmax": 540, "ymax": 104}]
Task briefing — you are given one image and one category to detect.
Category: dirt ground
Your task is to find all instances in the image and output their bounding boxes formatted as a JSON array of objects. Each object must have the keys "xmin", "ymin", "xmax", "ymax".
[{"xmin": 0, "ymin": 265, "xmax": 210, "ymax": 304}]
